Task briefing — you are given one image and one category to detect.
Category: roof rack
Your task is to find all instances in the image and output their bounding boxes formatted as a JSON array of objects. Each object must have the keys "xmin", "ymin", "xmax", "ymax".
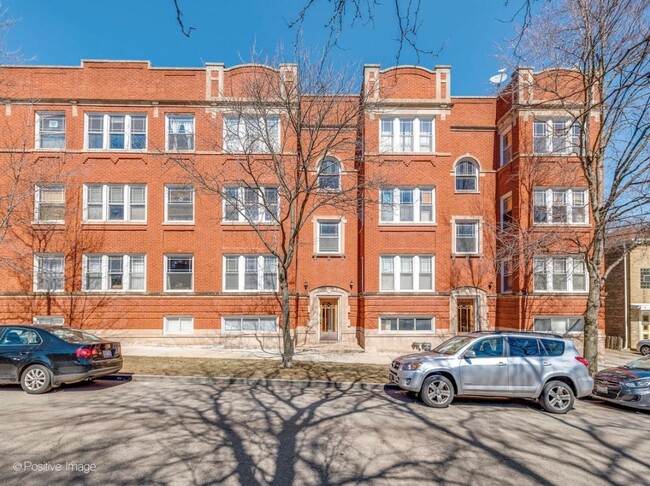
[{"xmin": 471, "ymin": 330, "xmax": 565, "ymax": 339}]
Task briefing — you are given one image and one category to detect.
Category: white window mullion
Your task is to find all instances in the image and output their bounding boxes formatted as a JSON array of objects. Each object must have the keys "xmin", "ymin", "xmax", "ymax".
[
  {"xmin": 239, "ymin": 255, "xmax": 245, "ymax": 291},
  {"xmin": 546, "ymin": 257, "xmax": 552, "ymax": 292},
  {"xmin": 546, "ymin": 189, "xmax": 553, "ymax": 223},
  {"xmin": 392, "ymin": 118, "xmax": 399, "ymax": 152},
  {"xmin": 101, "ymin": 255, "xmax": 108, "ymax": 291},
  {"xmin": 257, "ymin": 255, "xmax": 264, "ymax": 291},
  {"xmin": 414, "ymin": 256, "xmax": 420, "ymax": 291},
  {"xmin": 124, "ymin": 255, "xmax": 130, "ymax": 291},
  {"xmin": 394, "ymin": 256, "xmax": 401, "ymax": 291},
  {"xmin": 413, "ymin": 120, "xmax": 421, "ymax": 153}
]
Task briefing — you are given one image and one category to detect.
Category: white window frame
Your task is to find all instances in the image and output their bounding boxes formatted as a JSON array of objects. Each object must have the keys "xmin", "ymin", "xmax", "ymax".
[
  {"xmin": 378, "ymin": 116, "xmax": 435, "ymax": 153},
  {"xmin": 35, "ymin": 112, "xmax": 66, "ymax": 150},
  {"xmin": 33, "ymin": 254, "xmax": 65, "ymax": 292},
  {"xmin": 164, "ymin": 185, "xmax": 195, "ymax": 223},
  {"xmin": 314, "ymin": 218, "xmax": 345, "ymax": 255},
  {"xmin": 33, "ymin": 316, "xmax": 65, "ymax": 326},
  {"xmin": 222, "ymin": 186, "xmax": 279, "ymax": 224},
  {"xmin": 452, "ymin": 218, "xmax": 481, "ymax": 255},
  {"xmin": 532, "ymin": 118, "xmax": 580, "ymax": 155},
  {"xmin": 533, "ymin": 316, "xmax": 585, "ymax": 334},
  {"xmin": 82, "ymin": 254, "xmax": 146, "ymax": 292},
  {"xmin": 84, "ymin": 113, "xmax": 147, "ymax": 151},
  {"xmin": 500, "ymin": 127, "xmax": 512, "ymax": 167},
  {"xmin": 165, "ymin": 114, "xmax": 195, "ymax": 152},
  {"xmin": 454, "ymin": 159, "xmax": 479, "ymax": 193},
  {"xmin": 83, "ymin": 184, "xmax": 147, "ymax": 223},
  {"xmin": 34, "ymin": 184, "xmax": 66, "ymax": 224},
  {"xmin": 163, "ymin": 316, "xmax": 194, "ymax": 335},
  {"xmin": 221, "ymin": 316, "xmax": 279, "ymax": 333},
  {"xmin": 379, "ymin": 255, "xmax": 435, "ymax": 292},
  {"xmin": 164, "ymin": 254, "xmax": 194, "ymax": 292},
  {"xmin": 223, "ymin": 255, "xmax": 278, "ymax": 292},
  {"xmin": 223, "ymin": 115, "xmax": 280, "ymax": 153},
  {"xmin": 500, "ymin": 193, "xmax": 513, "ymax": 230},
  {"xmin": 533, "ymin": 188, "xmax": 588, "ymax": 225},
  {"xmin": 533, "ymin": 256, "xmax": 588, "ymax": 293},
  {"xmin": 378, "ymin": 316, "xmax": 435, "ymax": 333},
  {"xmin": 379, "ymin": 187, "xmax": 436, "ymax": 224},
  {"xmin": 641, "ymin": 268, "xmax": 650, "ymax": 289},
  {"xmin": 318, "ymin": 158, "xmax": 341, "ymax": 191}
]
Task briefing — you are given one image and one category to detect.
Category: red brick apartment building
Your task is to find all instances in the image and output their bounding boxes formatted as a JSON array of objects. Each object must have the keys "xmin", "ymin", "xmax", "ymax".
[{"xmin": 0, "ymin": 60, "xmax": 602, "ymax": 352}]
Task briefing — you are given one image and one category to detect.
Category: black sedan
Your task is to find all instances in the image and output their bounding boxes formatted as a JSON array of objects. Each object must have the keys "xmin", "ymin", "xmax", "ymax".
[
  {"xmin": 0, "ymin": 325, "xmax": 123, "ymax": 394},
  {"xmin": 592, "ymin": 356, "xmax": 650, "ymax": 410}
]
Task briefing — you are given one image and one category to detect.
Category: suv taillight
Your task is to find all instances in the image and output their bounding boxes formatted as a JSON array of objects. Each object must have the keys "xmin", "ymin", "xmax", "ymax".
[
  {"xmin": 575, "ymin": 356, "xmax": 589, "ymax": 368},
  {"xmin": 75, "ymin": 347, "xmax": 97, "ymax": 359}
]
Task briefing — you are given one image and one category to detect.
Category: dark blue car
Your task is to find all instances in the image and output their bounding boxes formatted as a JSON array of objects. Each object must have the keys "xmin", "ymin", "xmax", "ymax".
[{"xmin": 0, "ymin": 325, "xmax": 123, "ymax": 394}]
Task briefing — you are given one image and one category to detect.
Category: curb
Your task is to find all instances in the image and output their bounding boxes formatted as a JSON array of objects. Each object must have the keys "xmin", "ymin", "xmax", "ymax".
[{"xmin": 100, "ymin": 373, "xmax": 393, "ymax": 391}]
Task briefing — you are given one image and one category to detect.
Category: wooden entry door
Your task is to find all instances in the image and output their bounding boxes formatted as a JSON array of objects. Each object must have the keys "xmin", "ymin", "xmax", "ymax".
[
  {"xmin": 457, "ymin": 299, "xmax": 475, "ymax": 333},
  {"xmin": 319, "ymin": 298, "xmax": 339, "ymax": 341}
]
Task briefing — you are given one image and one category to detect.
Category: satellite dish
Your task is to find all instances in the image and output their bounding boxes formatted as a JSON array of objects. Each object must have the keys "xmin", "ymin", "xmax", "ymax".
[{"xmin": 489, "ymin": 69, "xmax": 508, "ymax": 84}]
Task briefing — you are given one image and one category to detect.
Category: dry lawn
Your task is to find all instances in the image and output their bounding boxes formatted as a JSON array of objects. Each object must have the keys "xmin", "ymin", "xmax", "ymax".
[{"xmin": 122, "ymin": 356, "xmax": 388, "ymax": 384}]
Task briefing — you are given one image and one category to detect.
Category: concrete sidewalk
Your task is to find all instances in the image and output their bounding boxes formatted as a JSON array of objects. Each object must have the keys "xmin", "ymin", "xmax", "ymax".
[{"xmin": 122, "ymin": 344, "xmax": 642, "ymax": 369}]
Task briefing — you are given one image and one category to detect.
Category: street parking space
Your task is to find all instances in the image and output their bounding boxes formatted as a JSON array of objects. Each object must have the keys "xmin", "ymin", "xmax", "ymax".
[{"xmin": 0, "ymin": 378, "xmax": 648, "ymax": 485}]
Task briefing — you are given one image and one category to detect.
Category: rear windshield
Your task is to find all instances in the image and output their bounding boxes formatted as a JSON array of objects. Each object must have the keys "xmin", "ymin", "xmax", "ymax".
[
  {"xmin": 434, "ymin": 336, "xmax": 475, "ymax": 355},
  {"xmin": 50, "ymin": 328, "xmax": 103, "ymax": 344}
]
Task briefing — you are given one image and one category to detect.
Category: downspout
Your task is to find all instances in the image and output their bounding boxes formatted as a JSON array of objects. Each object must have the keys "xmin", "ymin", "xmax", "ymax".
[{"xmin": 623, "ymin": 243, "xmax": 630, "ymax": 349}]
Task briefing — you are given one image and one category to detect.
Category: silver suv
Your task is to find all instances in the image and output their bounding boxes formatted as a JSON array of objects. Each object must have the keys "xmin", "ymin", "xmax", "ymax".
[{"xmin": 389, "ymin": 332, "xmax": 593, "ymax": 414}]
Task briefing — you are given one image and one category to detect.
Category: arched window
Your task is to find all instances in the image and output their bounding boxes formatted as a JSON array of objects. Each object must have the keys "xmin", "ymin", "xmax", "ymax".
[
  {"xmin": 319, "ymin": 158, "xmax": 341, "ymax": 191},
  {"xmin": 455, "ymin": 160, "xmax": 479, "ymax": 192}
]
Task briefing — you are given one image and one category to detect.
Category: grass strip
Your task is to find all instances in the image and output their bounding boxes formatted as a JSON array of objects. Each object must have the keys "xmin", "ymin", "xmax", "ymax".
[{"xmin": 122, "ymin": 356, "xmax": 388, "ymax": 384}]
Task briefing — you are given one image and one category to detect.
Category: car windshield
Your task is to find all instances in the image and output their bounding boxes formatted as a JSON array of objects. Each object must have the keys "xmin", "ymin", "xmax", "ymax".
[
  {"xmin": 50, "ymin": 328, "xmax": 103, "ymax": 343},
  {"xmin": 433, "ymin": 336, "xmax": 475, "ymax": 355},
  {"xmin": 623, "ymin": 358, "xmax": 650, "ymax": 371}
]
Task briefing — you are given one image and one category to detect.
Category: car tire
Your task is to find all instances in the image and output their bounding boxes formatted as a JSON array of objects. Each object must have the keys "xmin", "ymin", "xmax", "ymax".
[
  {"xmin": 640, "ymin": 345, "xmax": 650, "ymax": 356},
  {"xmin": 20, "ymin": 364, "xmax": 53, "ymax": 394},
  {"xmin": 540, "ymin": 380, "xmax": 574, "ymax": 414},
  {"xmin": 420, "ymin": 374, "xmax": 454, "ymax": 408}
]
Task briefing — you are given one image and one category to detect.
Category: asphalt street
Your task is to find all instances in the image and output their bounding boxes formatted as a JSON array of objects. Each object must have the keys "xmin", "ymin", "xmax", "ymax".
[{"xmin": 0, "ymin": 378, "xmax": 648, "ymax": 485}]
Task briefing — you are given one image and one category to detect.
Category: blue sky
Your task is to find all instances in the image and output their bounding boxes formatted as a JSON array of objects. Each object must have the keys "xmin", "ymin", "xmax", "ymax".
[{"xmin": 2, "ymin": 1, "xmax": 524, "ymax": 95}]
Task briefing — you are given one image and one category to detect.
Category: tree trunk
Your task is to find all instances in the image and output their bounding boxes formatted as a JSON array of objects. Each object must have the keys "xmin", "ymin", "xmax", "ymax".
[
  {"xmin": 583, "ymin": 237, "xmax": 604, "ymax": 375},
  {"xmin": 280, "ymin": 274, "xmax": 294, "ymax": 368}
]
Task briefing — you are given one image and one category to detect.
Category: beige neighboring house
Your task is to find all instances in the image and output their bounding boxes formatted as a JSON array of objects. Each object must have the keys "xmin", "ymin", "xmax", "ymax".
[{"xmin": 605, "ymin": 242, "xmax": 650, "ymax": 350}]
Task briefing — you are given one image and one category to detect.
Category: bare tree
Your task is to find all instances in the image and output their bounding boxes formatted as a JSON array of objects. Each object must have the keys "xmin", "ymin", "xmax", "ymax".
[
  {"xmin": 510, "ymin": 0, "xmax": 650, "ymax": 372},
  {"xmin": 170, "ymin": 51, "xmax": 376, "ymax": 367}
]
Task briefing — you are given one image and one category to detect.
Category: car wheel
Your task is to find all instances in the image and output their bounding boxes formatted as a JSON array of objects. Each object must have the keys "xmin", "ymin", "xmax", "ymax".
[
  {"xmin": 640, "ymin": 345, "xmax": 650, "ymax": 356},
  {"xmin": 420, "ymin": 374, "xmax": 454, "ymax": 408},
  {"xmin": 540, "ymin": 380, "xmax": 574, "ymax": 414},
  {"xmin": 20, "ymin": 364, "xmax": 53, "ymax": 394}
]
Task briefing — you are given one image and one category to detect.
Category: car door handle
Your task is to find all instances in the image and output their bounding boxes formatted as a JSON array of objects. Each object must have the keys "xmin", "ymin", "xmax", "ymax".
[
  {"xmin": 498, "ymin": 362, "xmax": 507, "ymax": 366},
  {"xmin": 542, "ymin": 362, "xmax": 551, "ymax": 366}
]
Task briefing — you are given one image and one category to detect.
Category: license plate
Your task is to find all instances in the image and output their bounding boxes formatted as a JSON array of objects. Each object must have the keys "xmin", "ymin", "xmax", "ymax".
[
  {"xmin": 596, "ymin": 385, "xmax": 608, "ymax": 395},
  {"xmin": 102, "ymin": 350, "xmax": 113, "ymax": 358}
]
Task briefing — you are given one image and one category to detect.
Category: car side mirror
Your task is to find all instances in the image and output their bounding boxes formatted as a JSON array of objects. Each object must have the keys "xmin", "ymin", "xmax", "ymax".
[{"xmin": 464, "ymin": 350, "xmax": 476, "ymax": 359}]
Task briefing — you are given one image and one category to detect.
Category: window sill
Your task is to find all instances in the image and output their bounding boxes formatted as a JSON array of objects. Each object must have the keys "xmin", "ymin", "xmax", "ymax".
[
  {"xmin": 32, "ymin": 221, "xmax": 65, "ymax": 226},
  {"xmin": 532, "ymin": 223, "xmax": 591, "ymax": 228},
  {"xmin": 82, "ymin": 222, "xmax": 148, "ymax": 229},
  {"xmin": 452, "ymin": 253, "xmax": 482, "ymax": 258},
  {"xmin": 82, "ymin": 290, "xmax": 147, "ymax": 294},
  {"xmin": 313, "ymin": 253, "xmax": 345, "ymax": 258},
  {"xmin": 163, "ymin": 222, "xmax": 195, "ymax": 227},
  {"xmin": 33, "ymin": 148, "xmax": 66, "ymax": 152},
  {"xmin": 379, "ymin": 223, "xmax": 437, "ymax": 229},
  {"xmin": 163, "ymin": 331, "xmax": 194, "ymax": 336},
  {"xmin": 378, "ymin": 290, "xmax": 436, "ymax": 294},
  {"xmin": 33, "ymin": 290, "xmax": 65, "ymax": 294},
  {"xmin": 377, "ymin": 331, "xmax": 436, "ymax": 335},
  {"xmin": 222, "ymin": 290, "xmax": 278, "ymax": 293},
  {"xmin": 454, "ymin": 190, "xmax": 480, "ymax": 195},
  {"xmin": 163, "ymin": 290, "xmax": 195, "ymax": 293},
  {"xmin": 532, "ymin": 291, "xmax": 589, "ymax": 295},
  {"xmin": 221, "ymin": 331, "xmax": 279, "ymax": 335}
]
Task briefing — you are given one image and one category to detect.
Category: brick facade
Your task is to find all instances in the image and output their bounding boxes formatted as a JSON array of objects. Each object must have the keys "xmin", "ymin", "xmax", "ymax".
[{"xmin": 0, "ymin": 61, "xmax": 603, "ymax": 352}]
